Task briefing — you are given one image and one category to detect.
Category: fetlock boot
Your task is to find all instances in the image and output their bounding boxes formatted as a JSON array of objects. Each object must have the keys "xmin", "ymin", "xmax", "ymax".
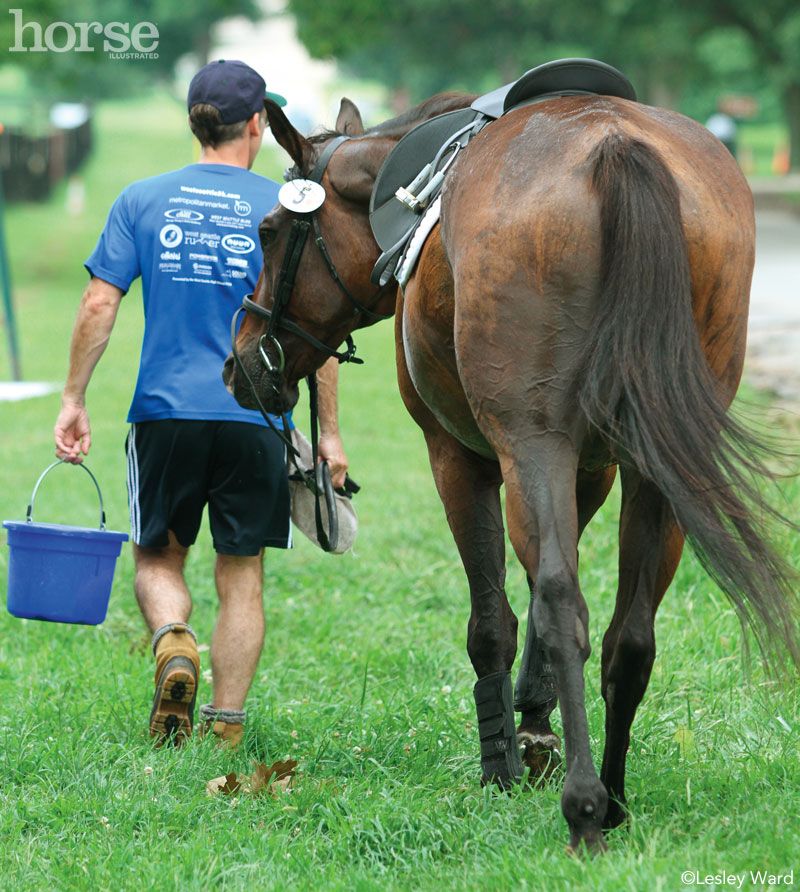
[
  {"xmin": 474, "ymin": 670, "xmax": 524, "ymax": 789},
  {"xmin": 149, "ymin": 623, "xmax": 200, "ymax": 747},
  {"xmin": 198, "ymin": 704, "xmax": 245, "ymax": 749}
]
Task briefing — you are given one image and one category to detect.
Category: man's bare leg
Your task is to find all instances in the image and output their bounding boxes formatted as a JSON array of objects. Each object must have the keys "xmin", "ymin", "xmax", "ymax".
[
  {"xmin": 198, "ymin": 550, "xmax": 265, "ymax": 747},
  {"xmin": 133, "ymin": 532, "xmax": 198, "ymax": 746}
]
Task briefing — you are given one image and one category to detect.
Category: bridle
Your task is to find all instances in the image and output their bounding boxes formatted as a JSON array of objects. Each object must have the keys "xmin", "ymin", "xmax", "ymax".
[
  {"xmin": 228, "ymin": 133, "xmax": 392, "ymax": 551},
  {"xmin": 236, "ymin": 134, "xmax": 392, "ymax": 376}
]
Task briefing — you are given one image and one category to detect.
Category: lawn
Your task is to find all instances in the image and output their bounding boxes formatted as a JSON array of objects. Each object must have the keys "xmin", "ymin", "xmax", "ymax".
[{"xmin": 0, "ymin": 93, "xmax": 798, "ymax": 892}]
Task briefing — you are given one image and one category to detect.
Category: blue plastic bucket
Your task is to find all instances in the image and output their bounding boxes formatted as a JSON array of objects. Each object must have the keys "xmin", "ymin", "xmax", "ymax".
[{"xmin": 3, "ymin": 460, "xmax": 128, "ymax": 625}]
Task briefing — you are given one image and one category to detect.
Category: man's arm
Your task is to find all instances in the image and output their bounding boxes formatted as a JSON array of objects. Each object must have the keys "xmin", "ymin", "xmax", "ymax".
[
  {"xmin": 54, "ymin": 276, "xmax": 124, "ymax": 463},
  {"xmin": 315, "ymin": 356, "xmax": 348, "ymax": 488}
]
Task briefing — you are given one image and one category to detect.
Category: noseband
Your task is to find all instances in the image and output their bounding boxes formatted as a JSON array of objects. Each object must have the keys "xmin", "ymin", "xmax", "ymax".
[{"xmin": 239, "ymin": 134, "xmax": 392, "ymax": 374}]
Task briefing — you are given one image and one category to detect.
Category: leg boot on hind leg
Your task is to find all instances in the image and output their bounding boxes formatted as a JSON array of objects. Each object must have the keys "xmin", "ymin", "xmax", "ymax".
[{"xmin": 474, "ymin": 670, "xmax": 524, "ymax": 789}]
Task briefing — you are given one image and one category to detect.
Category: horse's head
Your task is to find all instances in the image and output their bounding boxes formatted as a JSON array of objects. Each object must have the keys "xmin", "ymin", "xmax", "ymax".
[{"xmin": 223, "ymin": 97, "xmax": 397, "ymax": 415}]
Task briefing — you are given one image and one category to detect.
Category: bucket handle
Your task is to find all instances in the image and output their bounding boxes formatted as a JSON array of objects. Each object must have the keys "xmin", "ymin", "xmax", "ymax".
[{"xmin": 26, "ymin": 459, "xmax": 107, "ymax": 530}]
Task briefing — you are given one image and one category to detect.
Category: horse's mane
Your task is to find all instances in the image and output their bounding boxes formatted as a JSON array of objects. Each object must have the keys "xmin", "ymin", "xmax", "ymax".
[
  {"xmin": 306, "ymin": 91, "xmax": 476, "ymax": 146},
  {"xmin": 367, "ymin": 92, "xmax": 476, "ymax": 139}
]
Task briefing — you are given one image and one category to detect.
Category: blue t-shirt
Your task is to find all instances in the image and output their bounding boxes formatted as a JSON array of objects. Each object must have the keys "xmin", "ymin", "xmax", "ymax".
[{"xmin": 86, "ymin": 163, "xmax": 287, "ymax": 427}]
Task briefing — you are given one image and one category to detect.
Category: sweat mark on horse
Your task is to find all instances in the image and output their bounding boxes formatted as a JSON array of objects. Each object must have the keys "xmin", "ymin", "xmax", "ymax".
[{"xmin": 222, "ymin": 87, "xmax": 800, "ymax": 854}]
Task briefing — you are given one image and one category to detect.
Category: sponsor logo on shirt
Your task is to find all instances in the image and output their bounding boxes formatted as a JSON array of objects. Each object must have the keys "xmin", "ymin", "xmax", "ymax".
[
  {"xmin": 188, "ymin": 252, "xmax": 217, "ymax": 262},
  {"xmin": 159, "ymin": 223, "xmax": 183, "ymax": 248},
  {"xmin": 225, "ymin": 257, "xmax": 248, "ymax": 268},
  {"xmin": 209, "ymin": 214, "xmax": 251, "ymax": 230},
  {"xmin": 183, "ymin": 231, "xmax": 221, "ymax": 248},
  {"xmin": 180, "ymin": 185, "xmax": 241, "ymax": 200},
  {"xmin": 160, "ymin": 250, "xmax": 180, "ymax": 260},
  {"xmin": 169, "ymin": 196, "xmax": 229, "ymax": 210},
  {"xmin": 164, "ymin": 208, "xmax": 204, "ymax": 223},
  {"xmin": 234, "ymin": 200, "xmax": 251, "ymax": 216},
  {"xmin": 221, "ymin": 234, "xmax": 255, "ymax": 254}
]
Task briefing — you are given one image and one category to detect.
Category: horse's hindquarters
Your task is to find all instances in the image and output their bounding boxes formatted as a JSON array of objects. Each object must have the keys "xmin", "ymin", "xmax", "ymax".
[
  {"xmin": 425, "ymin": 94, "xmax": 758, "ymax": 852},
  {"xmin": 399, "ymin": 224, "xmax": 498, "ymax": 460}
]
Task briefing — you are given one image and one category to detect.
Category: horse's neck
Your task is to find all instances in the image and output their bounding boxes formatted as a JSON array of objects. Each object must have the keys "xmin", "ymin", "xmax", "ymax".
[
  {"xmin": 344, "ymin": 96, "xmax": 477, "ymax": 205},
  {"xmin": 331, "ymin": 136, "xmax": 398, "ymax": 205}
]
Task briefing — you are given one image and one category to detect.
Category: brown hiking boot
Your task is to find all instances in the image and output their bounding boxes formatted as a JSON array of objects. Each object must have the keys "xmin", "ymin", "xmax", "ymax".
[
  {"xmin": 149, "ymin": 623, "xmax": 199, "ymax": 747},
  {"xmin": 198, "ymin": 704, "xmax": 245, "ymax": 749}
]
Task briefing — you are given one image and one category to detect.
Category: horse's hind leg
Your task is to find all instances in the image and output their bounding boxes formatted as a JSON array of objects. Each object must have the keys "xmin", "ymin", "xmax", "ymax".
[
  {"xmin": 421, "ymin": 429, "xmax": 523, "ymax": 788},
  {"xmin": 516, "ymin": 466, "xmax": 617, "ymax": 778},
  {"xmin": 502, "ymin": 444, "xmax": 609, "ymax": 853},
  {"xmin": 514, "ymin": 574, "xmax": 560, "ymax": 777},
  {"xmin": 601, "ymin": 465, "xmax": 684, "ymax": 829}
]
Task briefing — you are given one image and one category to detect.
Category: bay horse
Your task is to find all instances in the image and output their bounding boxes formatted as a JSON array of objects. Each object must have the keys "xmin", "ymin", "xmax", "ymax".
[{"xmin": 223, "ymin": 88, "xmax": 799, "ymax": 853}]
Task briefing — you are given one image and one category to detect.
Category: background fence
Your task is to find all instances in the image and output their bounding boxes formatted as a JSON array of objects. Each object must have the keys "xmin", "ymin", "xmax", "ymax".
[{"xmin": 0, "ymin": 105, "xmax": 93, "ymax": 203}]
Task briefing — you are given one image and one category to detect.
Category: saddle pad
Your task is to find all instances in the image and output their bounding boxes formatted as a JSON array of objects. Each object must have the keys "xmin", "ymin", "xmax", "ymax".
[{"xmin": 397, "ymin": 194, "xmax": 442, "ymax": 289}]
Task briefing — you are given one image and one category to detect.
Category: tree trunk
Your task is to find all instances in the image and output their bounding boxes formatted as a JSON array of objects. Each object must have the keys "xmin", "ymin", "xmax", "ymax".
[{"xmin": 784, "ymin": 81, "xmax": 800, "ymax": 172}]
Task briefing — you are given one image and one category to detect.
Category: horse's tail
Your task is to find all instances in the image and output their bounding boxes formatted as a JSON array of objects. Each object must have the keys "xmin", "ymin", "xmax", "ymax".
[{"xmin": 580, "ymin": 132, "xmax": 800, "ymax": 669}]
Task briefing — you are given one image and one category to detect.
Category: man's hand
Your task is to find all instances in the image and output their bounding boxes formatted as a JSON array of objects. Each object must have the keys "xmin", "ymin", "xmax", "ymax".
[
  {"xmin": 53, "ymin": 277, "xmax": 123, "ymax": 465},
  {"xmin": 318, "ymin": 431, "xmax": 348, "ymax": 489},
  {"xmin": 316, "ymin": 357, "xmax": 348, "ymax": 488},
  {"xmin": 55, "ymin": 401, "xmax": 92, "ymax": 464}
]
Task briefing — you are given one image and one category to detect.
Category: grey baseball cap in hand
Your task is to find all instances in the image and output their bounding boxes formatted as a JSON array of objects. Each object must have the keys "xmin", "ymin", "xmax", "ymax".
[
  {"xmin": 289, "ymin": 429, "xmax": 358, "ymax": 555},
  {"xmin": 187, "ymin": 59, "xmax": 287, "ymax": 123}
]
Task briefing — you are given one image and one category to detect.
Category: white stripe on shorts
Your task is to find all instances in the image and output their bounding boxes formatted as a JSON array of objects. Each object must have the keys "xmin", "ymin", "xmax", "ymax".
[
  {"xmin": 284, "ymin": 442, "xmax": 293, "ymax": 549},
  {"xmin": 126, "ymin": 423, "xmax": 141, "ymax": 543}
]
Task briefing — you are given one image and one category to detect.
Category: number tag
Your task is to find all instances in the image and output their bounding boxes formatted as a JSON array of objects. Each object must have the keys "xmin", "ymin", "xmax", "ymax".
[{"xmin": 278, "ymin": 179, "xmax": 326, "ymax": 213}]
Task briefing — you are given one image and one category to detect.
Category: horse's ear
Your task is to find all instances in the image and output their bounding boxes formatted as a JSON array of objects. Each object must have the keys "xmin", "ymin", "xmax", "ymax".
[
  {"xmin": 336, "ymin": 98, "xmax": 365, "ymax": 137},
  {"xmin": 265, "ymin": 97, "xmax": 315, "ymax": 171}
]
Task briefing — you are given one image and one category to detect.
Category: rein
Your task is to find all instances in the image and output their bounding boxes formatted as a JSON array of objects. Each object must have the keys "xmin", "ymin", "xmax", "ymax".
[
  {"xmin": 228, "ymin": 309, "xmax": 341, "ymax": 551},
  {"xmin": 231, "ymin": 133, "xmax": 390, "ymax": 551}
]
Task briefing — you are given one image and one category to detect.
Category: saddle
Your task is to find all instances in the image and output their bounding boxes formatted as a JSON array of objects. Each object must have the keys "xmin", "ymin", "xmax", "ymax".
[{"xmin": 369, "ymin": 58, "xmax": 637, "ymax": 286}]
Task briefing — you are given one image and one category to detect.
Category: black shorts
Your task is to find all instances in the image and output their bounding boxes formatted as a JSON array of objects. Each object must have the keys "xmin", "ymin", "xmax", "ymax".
[{"xmin": 125, "ymin": 420, "xmax": 291, "ymax": 555}]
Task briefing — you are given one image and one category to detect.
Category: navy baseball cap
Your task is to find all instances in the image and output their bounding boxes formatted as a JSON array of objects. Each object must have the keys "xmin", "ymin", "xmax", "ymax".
[{"xmin": 187, "ymin": 59, "xmax": 287, "ymax": 123}]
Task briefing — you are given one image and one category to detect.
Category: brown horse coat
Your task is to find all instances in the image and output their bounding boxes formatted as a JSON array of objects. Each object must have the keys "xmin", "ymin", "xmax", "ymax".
[{"xmin": 224, "ymin": 91, "xmax": 798, "ymax": 853}]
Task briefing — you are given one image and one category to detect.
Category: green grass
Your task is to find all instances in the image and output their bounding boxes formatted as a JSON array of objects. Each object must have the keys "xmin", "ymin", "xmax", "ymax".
[{"xmin": 1, "ymin": 93, "xmax": 799, "ymax": 891}]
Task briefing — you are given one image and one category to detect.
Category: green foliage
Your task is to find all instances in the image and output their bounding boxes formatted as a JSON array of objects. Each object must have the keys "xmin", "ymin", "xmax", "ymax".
[
  {"xmin": 1, "ymin": 95, "xmax": 799, "ymax": 889},
  {"xmin": 0, "ymin": 0, "xmax": 260, "ymax": 100},
  {"xmin": 288, "ymin": 0, "xmax": 800, "ymax": 166},
  {"xmin": 286, "ymin": 0, "xmax": 697, "ymax": 102}
]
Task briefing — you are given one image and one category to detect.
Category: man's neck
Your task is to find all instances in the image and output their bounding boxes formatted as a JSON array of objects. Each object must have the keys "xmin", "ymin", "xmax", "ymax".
[{"xmin": 198, "ymin": 141, "xmax": 251, "ymax": 169}]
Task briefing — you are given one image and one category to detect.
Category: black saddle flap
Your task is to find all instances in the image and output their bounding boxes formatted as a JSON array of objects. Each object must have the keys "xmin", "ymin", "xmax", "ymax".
[{"xmin": 370, "ymin": 107, "xmax": 481, "ymax": 252}]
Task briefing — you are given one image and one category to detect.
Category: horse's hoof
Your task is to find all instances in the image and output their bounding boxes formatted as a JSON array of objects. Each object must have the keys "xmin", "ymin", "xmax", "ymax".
[
  {"xmin": 517, "ymin": 730, "xmax": 562, "ymax": 781},
  {"xmin": 566, "ymin": 833, "xmax": 608, "ymax": 859}
]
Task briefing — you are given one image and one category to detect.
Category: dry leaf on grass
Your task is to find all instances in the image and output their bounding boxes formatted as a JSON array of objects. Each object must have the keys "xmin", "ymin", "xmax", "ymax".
[
  {"xmin": 206, "ymin": 760, "xmax": 298, "ymax": 798},
  {"xmin": 206, "ymin": 771, "xmax": 242, "ymax": 796},
  {"xmin": 251, "ymin": 759, "xmax": 297, "ymax": 795}
]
